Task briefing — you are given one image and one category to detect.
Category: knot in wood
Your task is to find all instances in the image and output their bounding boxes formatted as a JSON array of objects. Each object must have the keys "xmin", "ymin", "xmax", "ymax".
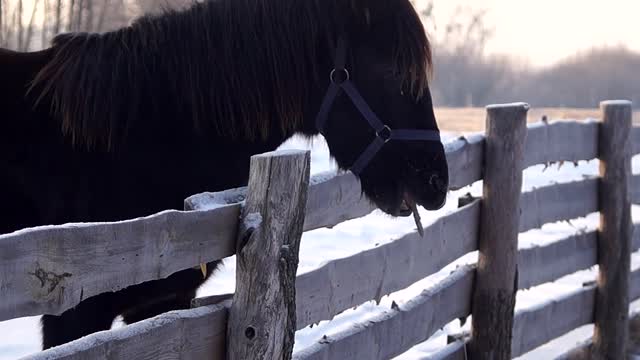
[{"xmin": 244, "ymin": 326, "xmax": 256, "ymax": 340}]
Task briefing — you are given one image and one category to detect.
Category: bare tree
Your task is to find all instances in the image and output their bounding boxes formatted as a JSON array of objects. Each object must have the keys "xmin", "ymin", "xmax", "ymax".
[
  {"xmin": 21, "ymin": 0, "xmax": 41, "ymax": 50},
  {"xmin": 0, "ymin": 0, "xmax": 4, "ymax": 45},
  {"xmin": 0, "ymin": 0, "xmax": 136, "ymax": 50},
  {"xmin": 134, "ymin": 0, "xmax": 193, "ymax": 15},
  {"xmin": 53, "ymin": 0, "xmax": 62, "ymax": 34},
  {"xmin": 16, "ymin": 0, "xmax": 22, "ymax": 49}
]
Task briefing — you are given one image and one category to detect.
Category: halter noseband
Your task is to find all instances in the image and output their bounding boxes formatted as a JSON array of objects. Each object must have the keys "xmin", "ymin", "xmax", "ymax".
[{"xmin": 315, "ymin": 36, "xmax": 441, "ymax": 175}]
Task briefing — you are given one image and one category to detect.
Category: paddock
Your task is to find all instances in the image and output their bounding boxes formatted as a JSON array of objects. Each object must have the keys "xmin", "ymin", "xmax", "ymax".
[{"xmin": 1, "ymin": 100, "xmax": 639, "ymax": 359}]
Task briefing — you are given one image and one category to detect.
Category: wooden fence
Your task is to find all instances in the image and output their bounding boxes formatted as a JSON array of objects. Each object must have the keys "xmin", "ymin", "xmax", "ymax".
[{"xmin": 1, "ymin": 100, "xmax": 638, "ymax": 359}]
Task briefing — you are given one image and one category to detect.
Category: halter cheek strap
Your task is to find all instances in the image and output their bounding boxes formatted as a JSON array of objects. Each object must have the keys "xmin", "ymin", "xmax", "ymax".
[{"xmin": 315, "ymin": 36, "xmax": 441, "ymax": 175}]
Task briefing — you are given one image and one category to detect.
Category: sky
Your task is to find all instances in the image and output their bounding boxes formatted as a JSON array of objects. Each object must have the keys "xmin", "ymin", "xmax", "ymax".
[
  {"xmin": 420, "ymin": 0, "xmax": 640, "ymax": 68},
  {"xmin": 13, "ymin": 0, "xmax": 640, "ymax": 68}
]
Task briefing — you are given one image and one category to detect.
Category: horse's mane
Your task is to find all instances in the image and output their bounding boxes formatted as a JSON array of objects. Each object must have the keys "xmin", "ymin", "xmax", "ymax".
[{"xmin": 30, "ymin": 0, "xmax": 432, "ymax": 150}]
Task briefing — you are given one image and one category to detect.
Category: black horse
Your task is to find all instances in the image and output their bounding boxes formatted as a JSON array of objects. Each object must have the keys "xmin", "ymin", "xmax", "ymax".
[{"xmin": 0, "ymin": 0, "xmax": 448, "ymax": 350}]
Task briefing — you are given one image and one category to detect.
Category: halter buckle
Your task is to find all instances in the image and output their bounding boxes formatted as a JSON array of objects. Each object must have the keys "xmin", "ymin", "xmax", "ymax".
[
  {"xmin": 330, "ymin": 68, "xmax": 350, "ymax": 84},
  {"xmin": 376, "ymin": 125, "xmax": 392, "ymax": 143}
]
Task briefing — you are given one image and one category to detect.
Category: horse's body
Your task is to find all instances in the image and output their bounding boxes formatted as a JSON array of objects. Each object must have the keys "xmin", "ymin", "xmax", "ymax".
[
  {"xmin": 1, "ymin": 47, "xmax": 268, "ymax": 347},
  {"xmin": 1, "ymin": 0, "xmax": 448, "ymax": 350}
]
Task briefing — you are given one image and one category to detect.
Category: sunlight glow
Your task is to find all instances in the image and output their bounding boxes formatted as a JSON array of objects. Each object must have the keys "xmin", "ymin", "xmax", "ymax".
[{"xmin": 421, "ymin": 0, "xmax": 640, "ymax": 67}]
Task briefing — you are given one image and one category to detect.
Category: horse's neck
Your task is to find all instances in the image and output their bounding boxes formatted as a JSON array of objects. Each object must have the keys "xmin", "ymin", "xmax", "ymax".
[{"xmin": 0, "ymin": 49, "xmax": 52, "ymax": 130}]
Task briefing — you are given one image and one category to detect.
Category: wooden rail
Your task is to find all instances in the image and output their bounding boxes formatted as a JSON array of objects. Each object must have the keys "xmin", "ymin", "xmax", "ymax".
[
  {"xmin": 0, "ymin": 162, "xmax": 612, "ymax": 329},
  {"xmin": 25, "ymin": 301, "xmax": 230, "ymax": 360},
  {"xmin": 634, "ymin": 126, "xmax": 640, "ymax": 155},
  {"xmin": 297, "ymin": 174, "xmax": 617, "ymax": 332},
  {"xmin": 518, "ymin": 223, "xmax": 640, "ymax": 291},
  {"xmin": 294, "ymin": 219, "xmax": 640, "ymax": 360},
  {"xmin": 428, "ymin": 103, "xmax": 638, "ymax": 360},
  {"xmin": 519, "ymin": 178, "xmax": 598, "ymax": 233},
  {"xmin": 632, "ymin": 174, "xmax": 640, "ymax": 204},
  {"xmin": 293, "ymin": 266, "xmax": 475, "ymax": 360},
  {"xmin": 523, "ymin": 121, "xmax": 599, "ymax": 168},
  {"xmin": 296, "ymin": 201, "xmax": 479, "ymax": 329},
  {"xmin": 4, "ymin": 101, "xmax": 639, "ymax": 360},
  {"xmin": 547, "ymin": 269, "xmax": 640, "ymax": 360},
  {"xmin": 5, "ymin": 117, "xmax": 635, "ymax": 323},
  {"xmin": 0, "ymin": 206, "xmax": 239, "ymax": 321},
  {"xmin": 427, "ymin": 265, "xmax": 640, "ymax": 360},
  {"xmin": 445, "ymin": 134, "xmax": 484, "ymax": 190},
  {"xmin": 511, "ymin": 285, "xmax": 596, "ymax": 357},
  {"xmin": 27, "ymin": 177, "xmax": 627, "ymax": 359},
  {"xmin": 517, "ymin": 231, "xmax": 597, "ymax": 290},
  {"xmin": 427, "ymin": 285, "xmax": 597, "ymax": 360}
]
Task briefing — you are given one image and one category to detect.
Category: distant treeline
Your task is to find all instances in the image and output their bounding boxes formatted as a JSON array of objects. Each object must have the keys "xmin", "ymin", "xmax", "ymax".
[
  {"xmin": 420, "ymin": 2, "xmax": 640, "ymax": 109},
  {"xmin": 0, "ymin": 0, "xmax": 189, "ymax": 50},
  {"xmin": 432, "ymin": 46, "xmax": 640, "ymax": 109}
]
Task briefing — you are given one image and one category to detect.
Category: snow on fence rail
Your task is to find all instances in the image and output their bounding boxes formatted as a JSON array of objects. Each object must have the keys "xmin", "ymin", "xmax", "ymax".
[{"xmin": 2, "ymin": 100, "xmax": 639, "ymax": 360}]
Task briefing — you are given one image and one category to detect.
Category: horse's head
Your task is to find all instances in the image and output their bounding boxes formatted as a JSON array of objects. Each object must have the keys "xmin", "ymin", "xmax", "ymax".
[
  {"xmin": 313, "ymin": 0, "xmax": 448, "ymax": 216},
  {"xmin": 25, "ymin": 0, "xmax": 447, "ymax": 220}
]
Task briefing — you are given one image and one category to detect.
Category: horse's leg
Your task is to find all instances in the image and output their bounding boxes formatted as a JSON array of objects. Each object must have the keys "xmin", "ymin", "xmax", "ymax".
[
  {"xmin": 120, "ymin": 261, "xmax": 220, "ymax": 325},
  {"xmin": 41, "ymin": 291, "xmax": 121, "ymax": 349}
]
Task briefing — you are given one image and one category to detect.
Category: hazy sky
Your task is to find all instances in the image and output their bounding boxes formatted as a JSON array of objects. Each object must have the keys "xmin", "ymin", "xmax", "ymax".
[
  {"xmin": 421, "ymin": 0, "xmax": 640, "ymax": 67},
  {"xmin": 15, "ymin": 0, "xmax": 640, "ymax": 68}
]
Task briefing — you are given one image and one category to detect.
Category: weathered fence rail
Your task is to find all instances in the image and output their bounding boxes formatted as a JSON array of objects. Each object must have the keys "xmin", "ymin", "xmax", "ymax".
[
  {"xmin": 2, "ymin": 99, "xmax": 638, "ymax": 360},
  {"xmin": 22, "ymin": 301, "xmax": 231, "ymax": 360}
]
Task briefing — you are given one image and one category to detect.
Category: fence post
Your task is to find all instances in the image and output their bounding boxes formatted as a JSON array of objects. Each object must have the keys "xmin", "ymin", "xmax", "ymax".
[
  {"xmin": 592, "ymin": 100, "xmax": 633, "ymax": 360},
  {"xmin": 226, "ymin": 150, "xmax": 310, "ymax": 360},
  {"xmin": 469, "ymin": 103, "xmax": 528, "ymax": 360}
]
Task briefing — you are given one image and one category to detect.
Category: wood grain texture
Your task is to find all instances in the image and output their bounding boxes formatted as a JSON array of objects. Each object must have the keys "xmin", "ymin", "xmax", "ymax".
[
  {"xmin": 186, "ymin": 131, "xmax": 487, "ymax": 235},
  {"xmin": 554, "ymin": 341, "xmax": 592, "ymax": 360},
  {"xmin": 523, "ymin": 120, "xmax": 599, "ymax": 168},
  {"xmin": 295, "ymin": 201, "xmax": 480, "ymax": 330},
  {"xmin": 185, "ymin": 171, "xmax": 377, "ymax": 233},
  {"xmin": 553, "ymin": 288, "xmax": 640, "ymax": 360},
  {"xmin": 293, "ymin": 266, "xmax": 475, "ymax": 360},
  {"xmin": 470, "ymin": 103, "xmax": 528, "ymax": 360},
  {"xmin": 631, "ymin": 268, "xmax": 640, "ymax": 303},
  {"xmin": 423, "ymin": 340, "xmax": 468, "ymax": 360},
  {"xmin": 633, "ymin": 126, "xmax": 640, "ymax": 155},
  {"xmin": 628, "ymin": 309, "xmax": 640, "ymax": 359},
  {"xmin": 303, "ymin": 172, "xmax": 376, "ymax": 232},
  {"xmin": 517, "ymin": 231, "xmax": 597, "ymax": 290},
  {"xmin": 519, "ymin": 178, "xmax": 599, "ymax": 233},
  {"xmin": 427, "ymin": 247, "xmax": 640, "ymax": 360},
  {"xmin": 0, "ymin": 205, "xmax": 238, "ymax": 321},
  {"xmin": 632, "ymin": 174, "xmax": 640, "ymax": 204},
  {"xmin": 227, "ymin": 150, "xmax": 310, "ymax": 360},
  {"xmin": 511, "ymin": 285, "xmax": 596, "ymax": 357},
  {"xmin": 191, "ymin": 293, "xmax": 234, "ymax": 308},
  {"xmin": 433, "ymin": 288, "xmax": 596, "ymax": 359},
  {"xmin": 187, "ymin": 131, "xmax": 487, "ymax": 233},
  {"xmin": 24, "ymin": 300, "xmax": 230, "ymax": 360},
  {"xmin": 592, "ymin": 100, "xmax": 633, "ymax": 360},
  {"xmin": 635, "ymin": 223, "xmax": 640, "ymax": 253},
  {"xmin": 445, "ymin": 134, "xmax": 485, "ymax": 190}
]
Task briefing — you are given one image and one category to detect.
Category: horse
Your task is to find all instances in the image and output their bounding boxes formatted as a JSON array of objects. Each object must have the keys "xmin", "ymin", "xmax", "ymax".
[{"xmin": 0, "ymin": 0, "xmax": 449, "ymax": 350}]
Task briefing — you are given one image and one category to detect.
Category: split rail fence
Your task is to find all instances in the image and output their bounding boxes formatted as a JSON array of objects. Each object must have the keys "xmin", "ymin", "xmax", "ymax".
[{"xmin": 1, "ymin": 100, "xmax": 638, "ymax": 359}]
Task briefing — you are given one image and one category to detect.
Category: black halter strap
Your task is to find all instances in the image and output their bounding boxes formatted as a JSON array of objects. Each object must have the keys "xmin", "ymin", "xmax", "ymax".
[{"xmin": 315, "ymin": 36, "xmax": 441, "ymax": 175}]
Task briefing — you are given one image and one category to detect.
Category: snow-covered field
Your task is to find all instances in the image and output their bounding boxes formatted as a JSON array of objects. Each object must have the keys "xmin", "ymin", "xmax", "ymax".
[{"xmin": 1, "ymin": 130, "xmax": 639, "ymax": 360}]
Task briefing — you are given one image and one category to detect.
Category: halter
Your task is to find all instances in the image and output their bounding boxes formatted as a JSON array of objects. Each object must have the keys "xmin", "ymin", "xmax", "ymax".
[{"xmin": 315, "ymin": 36, "xmax": 441, "ymax": 175}]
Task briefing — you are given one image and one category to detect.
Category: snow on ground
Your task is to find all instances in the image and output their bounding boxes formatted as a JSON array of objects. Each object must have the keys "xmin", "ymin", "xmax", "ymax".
[{"xmin": 2, "ymin": 132, "xmax": 639, "ymax": 360}]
